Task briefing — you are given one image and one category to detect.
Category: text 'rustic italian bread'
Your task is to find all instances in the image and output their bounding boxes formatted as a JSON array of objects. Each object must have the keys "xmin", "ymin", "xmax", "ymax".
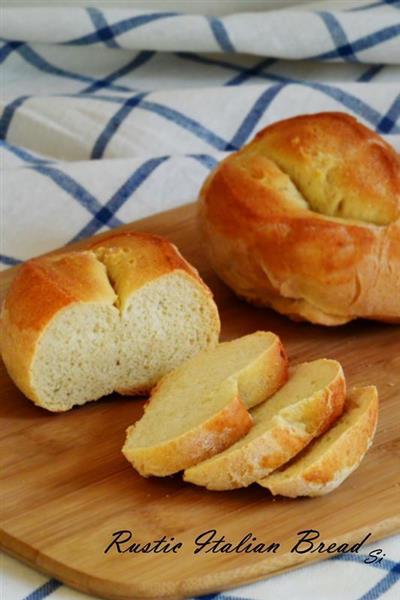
[
  {"xmin": 183, "ymin": 359, "xmax": 345, "ymax": 490},
  {"xmin": 199, "ymin": 112, "xmax": 400, "ymax": 325},
  {"xmin": 122, "ymin": 332, "xmax": 288, "ymax": 476},
  {"xmin": 0, "ymin": 232, "xmax": 220, "ymax": 411},
  {"xmin": 259, "ymin": 386, "xmax": 378, "ymax": 497}
]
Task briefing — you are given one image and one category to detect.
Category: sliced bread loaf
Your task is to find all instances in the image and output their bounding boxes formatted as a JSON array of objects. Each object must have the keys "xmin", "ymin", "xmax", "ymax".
[
  {"xmin": 0, "ymin": 232, "xmax": 220, "ymax": 411},
  {"xmin": 122, "ymin": 331, "xmax": 288, "ymax": 476},
  {"xmin": 259, "ymin": 386, "xmax": 378, "ymax": 497},
  {"xmin": 183, "ymin": 359, "xmax": 345, "ymax": 490}
]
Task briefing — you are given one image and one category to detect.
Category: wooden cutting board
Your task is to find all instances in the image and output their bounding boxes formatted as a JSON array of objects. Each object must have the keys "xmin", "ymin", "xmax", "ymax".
[{"xmin": 1, "ymin": 202, "xmax": 399, "ymax": 600}]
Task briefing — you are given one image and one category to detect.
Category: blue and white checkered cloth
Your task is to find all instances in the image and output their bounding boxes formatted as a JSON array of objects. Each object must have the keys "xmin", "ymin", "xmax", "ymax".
[{"xmin": 1, "ymin": 2, "xmax": 399, "ymax": 599}]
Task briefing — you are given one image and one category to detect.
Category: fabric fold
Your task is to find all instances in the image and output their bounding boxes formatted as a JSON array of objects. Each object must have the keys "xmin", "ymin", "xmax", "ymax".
[{"xmin": 1, "ymin": 7, "xmax": 399, "ymax": 62}]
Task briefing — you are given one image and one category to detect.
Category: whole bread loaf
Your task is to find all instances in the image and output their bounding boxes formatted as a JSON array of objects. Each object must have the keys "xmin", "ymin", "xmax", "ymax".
[
  {"xmin": 0, "ymin": 232, "xmax": 220, "ymax": 411},
  {"xmin": 199, "ymin": 112, "xmax": 400, "ymax": 325}
]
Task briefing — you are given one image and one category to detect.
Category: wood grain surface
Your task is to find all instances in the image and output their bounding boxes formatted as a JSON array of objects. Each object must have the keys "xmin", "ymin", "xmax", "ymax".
[{"xmin": 1, "ymin": 202, "xmax": 399, "ymax": 600}]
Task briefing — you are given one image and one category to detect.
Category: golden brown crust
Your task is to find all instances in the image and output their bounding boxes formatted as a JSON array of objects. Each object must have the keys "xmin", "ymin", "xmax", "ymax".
[
  {"xmin": 253, "ymin": 112, "xmax": 400, "ymax": 225},
  {"xmin": 0, "ymin": 232, "xmax": 220, "ymax": 407},
  {"xmin": 260, "ymin": 386, "xmax": 378, "ymax": 497},
  {"xmin": 91, "ymin": 232, "xmax": 219, "ymax": 324},
  {"xmin": 90, "ymin": 232, "xmax": 207, "ymax": 303},
  {"xmin": 199, "ymin": 112, "xmax": 400, "ymax": 325},
  {"xmin": 122, "ymin": 390, "xmax": 253, "ymax": 477},
  {"xmin": 122, "ymin": 331, "xmax": 288, "ymax": 476},
  {"xmin": 0, "ymin": 252, "xmax": 116, "ymax": 403},
  {"xmin": 183, "ymin": 361, "xmax": 345, "ymax": 490}
]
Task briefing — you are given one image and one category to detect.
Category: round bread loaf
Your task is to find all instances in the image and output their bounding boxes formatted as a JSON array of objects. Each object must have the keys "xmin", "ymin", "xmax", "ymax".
[
  {"xmin": 199, "ymin": 112, "xmax": 400, "ymax": 325},
  {"xmin": 0, "ymin": 232, "xmax": 220, "ymax": 411}
]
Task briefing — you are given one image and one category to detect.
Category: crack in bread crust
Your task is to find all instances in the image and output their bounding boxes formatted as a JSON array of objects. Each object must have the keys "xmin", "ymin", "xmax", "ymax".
[
  {"xmin": 251, "ymin": 112, "xmax": 399, "ymax": 226},
  {"xmin": 0, "ymin": 232, "xmax": 221, "ymax": 411},
  {"xmin": 199, "ymin": 112, "xmax": 400, "ymax": 325}
]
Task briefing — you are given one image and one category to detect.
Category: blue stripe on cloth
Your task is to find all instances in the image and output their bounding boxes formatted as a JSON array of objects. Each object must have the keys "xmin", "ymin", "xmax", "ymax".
[
  {"xmin": 2, "ymin": 51, "xmax": 395, "ymax": 152},
  {"xmin": 176, "ymin": 52, "xmax": 278, "ymax": 84},
  {"xmin": 67, "ymin": 81, "xmax": 400, "ymax": 139},
  {"xmin": 89, "ymin": 90, "xmax": 235, "ymax": 155},
  {"xmin": 175, "ymin": 53, "xmax": 400, "ymax": 133},
  {"xmin": 357, "ymin": 64, "xmax": 384, "ymax": 81},
  {"xmin": 22, "ymin": 578, "xmax": 62, "ymax": 600},
  {"xmin": 72, "ymin": 77, "xmax": 400, "ymax": 137},
  {"xmin": 70, "ymin": 156, "xmax": 168, "ymax": 241},
  {"xmin": 14, "ymin": 45, "xmax": 133, "ymax": 93},
  {"xmin": 267, "ymin": 78, "xmax": 400, "ymax": 135},
  {"xmin": 16, "ymin": 554, "xmax": 399, "ymax": 600},
  {"xmin": 199, "ymin": 51, "xmax": 400, "ymax": 135},
  {"xmin": 86, "ymin": 7, "xmax": 120, "ymax": 48},
  {"xmin": 357, "ymin": 562, "xmax": 400, "ymax": 600},
  {"xmin": 377, "ymin": 94, "xmax": 400, "ymax": 132},
  {"xmin": 140, "ymin": 100, "xmax": 236, "ymax": 151},
  {"xmin": 228, "ymin": 69, "xmax": 400, "ymax": 136},
  {"xmin": 315, "ymin": 23, "xmax": 400, "ymax": 61},
  {"xmin": 67, "ymin": 92, "xmax": 137, "ymax": 104},
  {"xmin": 0, "ymin": 95, "xmax": 30, "ymax": 139},
  {"xmin": 308, "ymin": 81, "xmax": 400, "ymax": 134},
  {"xmin": 63, "ymin": 12, "xmax": 179, "ymax": 46},
  {"xmin": 229, "ymin": 83, "xmax": 286, "ymax": 148},
  {"xmin": 330, "ymin": 553, "xmax": 400, "ymax": 600},
  {"xmin": 176, "ymin": 50, "xmax": 237, "ymax": 70},
  {"xmin": 190, "ymin": 153, "xmax": 220, "ymax": 170},
  {"xmin": 208, "ymin": 17, "xmax": 235, "ymax": 52},
  {"xmin": 81, "ymin": 51, "xmax": 154, "ymax": 94},
  {"xmin": 0, "ymin": 254, "xmax": 22, "ymax": 266},
  {"xmin": 0, "ymin": 40, "xmax": 24, "ymax": 64},
  {"xmin": 193, "ymin": 554, "xmax": 400, "ymax": 600},
  {"xmin": 91, "ymin": 92, "xmax": 147, "ymax": 159},
  {"xmin": 0, "ymin": 140, "xmax": 52, "ymax": 165},
  {"xmin": 317, "ymin": 11, "xmax": 358, "ymax": 62},
  {"xmin": 225, "ymin": 58, "xmax": 278, "ymax": 86},
  {"xmin": 32, "ymin": 165, "xmax": 123, "ymax": 228},
  {"xmin": 350, "ymin": 0, "xmax": 400, "ymax": 10}
]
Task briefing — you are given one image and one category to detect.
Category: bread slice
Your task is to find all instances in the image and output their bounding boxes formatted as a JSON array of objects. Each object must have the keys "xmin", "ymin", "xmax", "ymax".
[
  {"xmin": 122, "ymin": 331, "xmax": 288, "ymax": 476},
  {"xmin": 259, "ymin": 386, "xmax": 378, "ymax": 497},
  {"xmin": 183, "ymin": 359, "xmax": 345, "ymax": 490},
  {"xmin": 0, "ymin": 232, "xmax": 220, "ymax": 411}
]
